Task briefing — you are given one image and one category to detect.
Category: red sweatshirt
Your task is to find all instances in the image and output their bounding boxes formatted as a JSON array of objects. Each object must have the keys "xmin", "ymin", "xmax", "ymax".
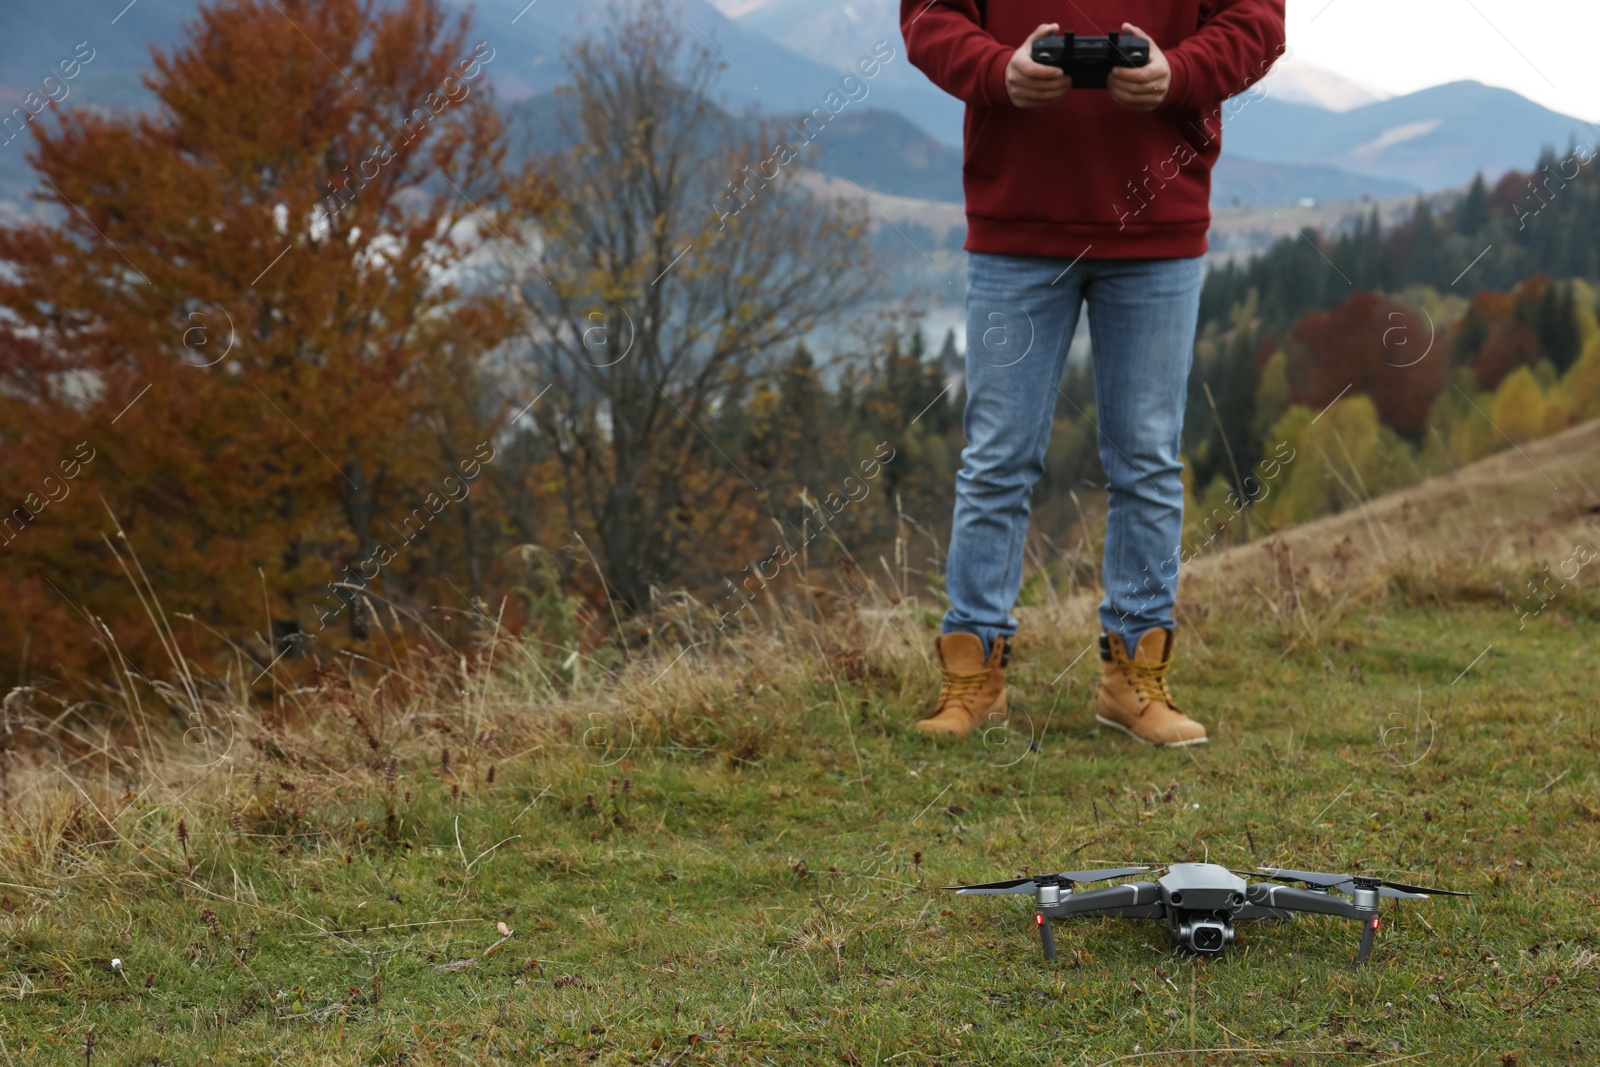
[{"xmin": 901, "ymin": 0, "xmax": 1286, "ymax": 258}]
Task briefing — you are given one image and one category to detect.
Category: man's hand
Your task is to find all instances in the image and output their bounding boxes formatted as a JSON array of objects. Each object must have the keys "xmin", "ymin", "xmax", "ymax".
[
  {"xmin": 1108, "ymin": 22, "xmax": 1170, "ymax": 111},
  {"xmin": 1006, "ymin": 23, "xmax": 1069, "ymax": 109}
]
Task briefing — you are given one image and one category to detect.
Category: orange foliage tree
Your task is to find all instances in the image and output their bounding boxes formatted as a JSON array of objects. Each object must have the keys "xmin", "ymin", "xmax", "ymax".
[
  {"xmin": 1452, "ymin": 277, "xmax": 1581, "ymax": 391},
  {"xmin": 0, "ymin": 0, "xmax": 520, "ymax": 687}
]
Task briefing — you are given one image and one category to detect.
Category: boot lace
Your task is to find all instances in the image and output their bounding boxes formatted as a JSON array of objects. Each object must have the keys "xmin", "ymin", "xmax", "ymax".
[
  {"xmin": 935, "ymin": 668, "xmax": 991, "ymax": 716},
  {"xmin": 1123, "ymin": 658, "xmax": 1177, "ymax": 709}
]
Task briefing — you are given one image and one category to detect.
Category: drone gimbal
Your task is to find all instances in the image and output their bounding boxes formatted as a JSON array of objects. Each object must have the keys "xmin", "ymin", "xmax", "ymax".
[{"xmin": 948, "ymin": 863, "xmax": 1468, "ymax": 964}]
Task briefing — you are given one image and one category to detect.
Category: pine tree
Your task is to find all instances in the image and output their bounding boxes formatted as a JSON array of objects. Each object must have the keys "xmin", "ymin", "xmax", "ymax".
[
  {"xmin": 936, "ymin": 328, "xmax": 960, "ymax": 372},
  {"xmin": 1456, "ymin": 173, "xmax": 1490, "ymax": 237},
  {"xmin": 1537, "ymin": 281, "xmax": 1583, "ymax": 371},
  {"xmin": 1402, "ymin": 195, "xmax": 1438, "ymax": 284}
]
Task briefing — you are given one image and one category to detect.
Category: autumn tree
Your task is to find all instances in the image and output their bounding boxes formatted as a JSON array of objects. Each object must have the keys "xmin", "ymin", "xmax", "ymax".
[
  {"xmin": 1473, "ymin": 319, "xmax": 1541, "ymax": 390},
  {"xmin": 1285, "ymin": 292, "xmax": 1449, "ymax": 440},
  {"xmin": 0, "ymin": 0, "xmax": 515, "ymax": 685},
  {"xmin": 502, "ymin": 3, "xmax": 874, "ymax": 610},
  {"xmin": 1264, "ymin": 395, "xmax": 1419, "ymax": 526}
]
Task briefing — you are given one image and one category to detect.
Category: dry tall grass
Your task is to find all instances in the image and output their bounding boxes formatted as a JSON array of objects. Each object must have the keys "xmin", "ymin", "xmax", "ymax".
[
  {"xmin": 0, "ymin": 552, "xmax": 939, "ymax": 900},
  {"xmin": 3, "ymin": 415, "xmax": 1596, "ymax": 909}
]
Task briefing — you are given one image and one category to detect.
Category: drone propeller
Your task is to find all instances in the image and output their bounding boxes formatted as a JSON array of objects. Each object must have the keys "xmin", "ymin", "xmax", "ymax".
[
  {"xmin": 1226, "ymin": 866, "xmax": 1415, "ymax": 896},
  {"xmin": 1252, "ymin": 867, "xmax": 1469, "ymax": 899},
  {"xmin": 945, "ymin": 866, "xmax": 1150, "ymax": 895}
]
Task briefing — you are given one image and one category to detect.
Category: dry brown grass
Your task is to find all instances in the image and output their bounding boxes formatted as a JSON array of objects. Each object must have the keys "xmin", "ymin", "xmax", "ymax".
[
  {"xmin": 1024, "ymin": 416, "xmax": 1600, "ymax": 665},
  {"xmin": 0, "ymin": 569, "xmax": 938, "ymax": 891},
  {"xmin": 7, "ymin": 417, "xmax": 1598, "ymax": 885}
]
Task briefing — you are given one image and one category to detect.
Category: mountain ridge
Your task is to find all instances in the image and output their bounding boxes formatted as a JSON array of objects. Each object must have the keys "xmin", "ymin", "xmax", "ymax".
[
  {"xmin": 1224, "ymin": 79, "xmax": 1597, "ymax": 190},
  {"xmin": 1, "ymin": 1, "xmax": 1593, "ymax": 210}
]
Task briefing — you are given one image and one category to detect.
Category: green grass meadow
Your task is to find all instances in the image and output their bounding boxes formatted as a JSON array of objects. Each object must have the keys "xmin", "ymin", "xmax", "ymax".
[{"xmin": 3, "ymin": 589, "xmax": 1599, "ymax": 1065}]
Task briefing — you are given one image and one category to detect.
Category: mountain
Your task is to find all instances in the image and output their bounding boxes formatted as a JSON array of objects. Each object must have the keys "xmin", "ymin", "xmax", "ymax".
[
  {"xmin": 0, "ymin": 0, "xmax": 852, "ymax": 105},
  {"xmin": 502, "ymin": 94, "xmax": 1412, "ymax": 216},
  {"xmin": 4, "ymin": 1, "xmax": 1590, "ymax": 212},
  {"xmin": 0, "ymin": 0, "xmax": 194, "ymax": 105},
  {"xmin": 746, "ymin": 108, "xmax": 1418, "ymax": 210},
  {"xmin": 709, "ymin": 0, "xmax": 962, "ymax": 142},
  {"xmin": 1223, "ymin": 80, "xmax": 1597, "ymax": 191},
  {"xmin": 0, "ymin": 0, "xmax": 961, "ymax": 134},
  {"xmin": 719, "ymin": 3, "xmax": 1596, "ymax": 191},
  {"xmin": 1263, "ymin": 57, "xmax": 1389, "ymax": 112},
  {"xmin": 452, "ymin": 0, "xmax": 955, "ymax": 126},
  {"xmin": 789, "ymin": 108, "xmax": 962, "ymax": 203},
  {"xmin": 0, "ymin": 0, "xmax": 194, "ymax": 203},
  {"xmin": 0, "ymin": 0, "xmax": 968, "ymax": 204},
  {"xmin": 719, "ymin": 2, "xmax": 1391, "ymax": 120},
  {"xmin": 1210, "ymin": 155, "xmax": 1417, "ymax": 208}
]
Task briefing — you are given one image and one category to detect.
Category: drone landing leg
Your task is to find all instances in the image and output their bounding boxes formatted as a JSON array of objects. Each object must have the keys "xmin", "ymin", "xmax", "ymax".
[
  {"xmin": 1037, "ymin": 913, "xmax": 1056, "ymax": 962},
  {"xmin": 1355, "ymin": 915, "xmax": 1378, "ymax": 965}
]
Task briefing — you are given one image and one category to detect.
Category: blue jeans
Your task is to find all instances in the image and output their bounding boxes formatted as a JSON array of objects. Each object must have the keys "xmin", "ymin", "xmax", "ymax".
[{"xmin": 943, "ymin": 252, "xmax": 1205, "ymax": 654}]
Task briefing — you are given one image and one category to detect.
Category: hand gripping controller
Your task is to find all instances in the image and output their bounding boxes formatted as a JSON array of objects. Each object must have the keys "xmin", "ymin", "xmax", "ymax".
[{"xmin": 1030, "ymin": 31, "xmax": 1150, "ymax": 88}]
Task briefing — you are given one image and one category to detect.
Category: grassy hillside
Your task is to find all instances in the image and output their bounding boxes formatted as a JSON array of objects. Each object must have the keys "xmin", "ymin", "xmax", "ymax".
[{"xmin": 2, "ymin": 423, "xmax": 1598, "ymax": 1065}]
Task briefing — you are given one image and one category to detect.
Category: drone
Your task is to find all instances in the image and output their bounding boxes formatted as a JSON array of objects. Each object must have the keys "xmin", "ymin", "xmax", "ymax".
[{"xmin": 947, "ymin": 863, "xmax": 1468, "ymax": 964}]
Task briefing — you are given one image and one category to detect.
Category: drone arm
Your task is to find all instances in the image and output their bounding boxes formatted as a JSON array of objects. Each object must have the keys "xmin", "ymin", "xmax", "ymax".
[
  {"xmin": 1041, "ymin": 880, "xmax": 1163, "ymax": 919},
  {"xmin": 1248, "ymin": 884, "xmax": 1387, "ymax": 965},
  {"xmin": 1245, "ymin": 883, "xmax": 1364, "ymax": 920}
]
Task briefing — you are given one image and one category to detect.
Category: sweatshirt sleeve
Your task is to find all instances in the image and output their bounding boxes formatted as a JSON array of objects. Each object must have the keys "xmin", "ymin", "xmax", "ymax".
[
  {"xmin": 899, "ymin": 0, "xmax": 1015, "ymax": 109},
  {"xmin": 1160, "ymin": 0, "xmax": 1286, "ymax": 112}
]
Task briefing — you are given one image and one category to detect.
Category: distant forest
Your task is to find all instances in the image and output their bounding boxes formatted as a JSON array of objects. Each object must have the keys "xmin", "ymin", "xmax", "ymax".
[{"xmin": 1176, "ymin": 144, "xmax": 1600, "ymax": 525}]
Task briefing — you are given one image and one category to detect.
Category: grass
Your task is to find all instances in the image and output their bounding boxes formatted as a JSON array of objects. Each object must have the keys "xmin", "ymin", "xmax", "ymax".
[
  {"xmin": 5, "ymin": 420, "xmax": 1600, "ymax": 1065},
  {"xmin": 3, "ymin": 584, "xmax": 1598, "ymax": 1066}
]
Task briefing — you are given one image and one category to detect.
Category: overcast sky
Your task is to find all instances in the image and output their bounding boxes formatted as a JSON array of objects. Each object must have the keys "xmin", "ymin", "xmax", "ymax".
[{"xmin": 1290, "ymin": 0, "xmax": 1599, "ymax": 120}]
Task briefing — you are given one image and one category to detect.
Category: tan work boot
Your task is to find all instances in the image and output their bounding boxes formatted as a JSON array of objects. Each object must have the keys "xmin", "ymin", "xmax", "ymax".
[
  {"xmin": 1095, "ymin": 628, "xmax": 1207, "ymax": 747},
  {"xmin": 917, "ymin": 632, "xmax": 1009, "ymax": 738}
]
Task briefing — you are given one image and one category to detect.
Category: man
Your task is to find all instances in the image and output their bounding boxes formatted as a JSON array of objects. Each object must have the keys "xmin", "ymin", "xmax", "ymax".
[{"xmin": 901, "ymin": 1, "xmax": 1286, "ymax": 744}]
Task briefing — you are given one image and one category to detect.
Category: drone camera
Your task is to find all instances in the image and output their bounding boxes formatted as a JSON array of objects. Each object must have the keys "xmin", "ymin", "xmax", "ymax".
[
  {"xmin": 1192, "ymin": 924, "xmax": 1225, "ymax": 953},
  {"xmin": 1179, "ymin": 918, "xmax": 1234, "ymax": 954}
]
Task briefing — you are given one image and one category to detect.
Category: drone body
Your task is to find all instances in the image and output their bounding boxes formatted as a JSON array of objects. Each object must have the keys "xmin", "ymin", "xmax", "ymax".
[{"xmin": 949, "ymin": 863, "xmax": 1467, "ymax": 964}]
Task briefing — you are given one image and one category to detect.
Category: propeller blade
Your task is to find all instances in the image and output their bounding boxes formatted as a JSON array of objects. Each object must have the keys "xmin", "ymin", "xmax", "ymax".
[
  {"xmin": 944, "ymin": 877, "xmax": 1037, "ymax": 895},
  {"xmin": 1377, "ymin": 885, "xmax": 1430, "ymax": 900},
  {"xmin": 1253, "ymin": 868, "xmax": 1469, "ymax": 898},
  {"xmin": 945, "ymin": 866, "xmax": 1150, "ymax": 895},
  {"xmin": 1254, "ymin": 867, "xmax": 1351, "ymax": 889},
  {"xmin": 1374, "ymin": 879, "xmax": 1470, "ymax": 898},
  {"xmin": 1055, "ymin": 866, "xmax": 1151, "ymax": 883}
]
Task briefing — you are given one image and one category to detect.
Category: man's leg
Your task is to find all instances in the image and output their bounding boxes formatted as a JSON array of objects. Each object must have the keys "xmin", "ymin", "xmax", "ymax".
[
  {"xmin": 1083, "ymin": 256, "xmax": 1204, "ymax": 643},
  {"xmin": 1081, "ymin": 255, "xmax": 1209, "ymax": 748},
  {"xmin": 943, "ymin": 251, "xmax": 1082, "ymax": 653},
  {"xmin": 921, "ymin": 251, "xmax": 1080, "ymax": 737}
]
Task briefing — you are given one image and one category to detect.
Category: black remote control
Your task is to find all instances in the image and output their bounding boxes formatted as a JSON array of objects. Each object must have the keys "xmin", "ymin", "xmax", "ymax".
[{"xmin": 1030, "ymin": 31, "xmax": 1150, "ymax": 89}]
